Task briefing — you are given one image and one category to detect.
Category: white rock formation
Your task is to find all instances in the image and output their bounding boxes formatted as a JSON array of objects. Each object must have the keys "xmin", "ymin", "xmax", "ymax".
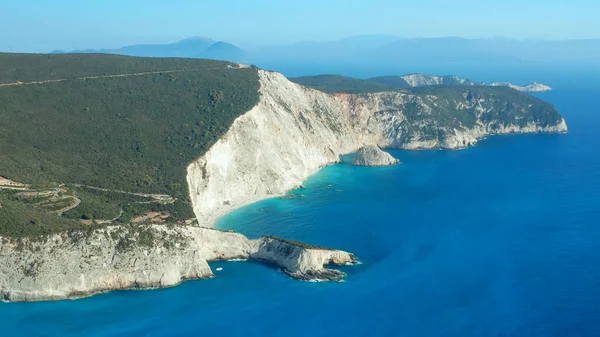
[
  {"xmin": 251, "ymin": 237, "xmax": 356, "ymax": 281},
  {"xmin": 351, "ymin": 145, "xmax": 400, "ymax": 166},
  {"xmin": 488, "ymin": 82, "xmax": 552, "ymax": 92},
  {"xmin": 399, "ymin": 74, "xmax": 552, "ymax": 92},
  {"xmin": 188, "ymin": 70, "xmax": 567, "ymax": 226},
  {"xmin": 0, "ymin": 225, "xmax": 356, "ymax": 302},
  {"xmin": 402, "ymin": 74, "xmax": 468, "ymax": 87}
]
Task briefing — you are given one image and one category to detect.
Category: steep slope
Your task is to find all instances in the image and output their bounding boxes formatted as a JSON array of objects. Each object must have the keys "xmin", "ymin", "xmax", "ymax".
[{"xmin": 187, "ymin": 70, "xmax": 566, "ymax": 225}]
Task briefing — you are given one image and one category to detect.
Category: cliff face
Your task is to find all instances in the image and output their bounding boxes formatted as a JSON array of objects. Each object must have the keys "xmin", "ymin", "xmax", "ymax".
[
  {"xmin": 0, "ymin": 226, "xmax": 356, "ymax": 302},
  {"xmin": 351, "ymin": 145, "xmax": 400, "ymax": 166},
  {"xmin": 188, "ymin": 70, "xmax": 567, "ymax": 226},
  {"xmin": 251, "ymin": 237, "xmax": 356, "ymax": 281}
]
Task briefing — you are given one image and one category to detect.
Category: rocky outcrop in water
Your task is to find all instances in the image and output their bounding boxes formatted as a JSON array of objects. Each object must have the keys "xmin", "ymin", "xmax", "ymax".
[
  {"xmin": 351, "ymin": 145, "xmax": 400, "ymax": 166},
  {"xmin": 0, "ymin": 225, "xmax": 357, "ymax": 302}
]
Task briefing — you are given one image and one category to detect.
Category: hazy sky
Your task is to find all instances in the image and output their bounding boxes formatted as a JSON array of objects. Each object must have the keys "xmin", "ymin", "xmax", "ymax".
[{"xmin": 1, "ymin": 0, "xmax": 599, "ymax": 52}]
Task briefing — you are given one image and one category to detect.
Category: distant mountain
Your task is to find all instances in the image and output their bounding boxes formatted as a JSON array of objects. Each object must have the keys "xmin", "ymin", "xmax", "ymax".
[
  {"xmin": 52, "ymin": 36, "xmax": 600, "ymax": 76},
  {"xmin": 202, "ymin": 42, "xmax": 246, "ymax": 62},
  {"xmin": 53, "ymin": 37, "xmax": 248, "ymax": 63},
  {"xmin": 251, "ymin": 36, "xmax": 600, "ymax": 77},
  {"xmin": 253, "ymin": 34, "xmax": 403, "ymax": 62}
]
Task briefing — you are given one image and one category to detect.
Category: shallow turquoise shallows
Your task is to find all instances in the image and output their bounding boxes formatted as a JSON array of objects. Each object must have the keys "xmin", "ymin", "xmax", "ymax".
[{"xmin": 2, "ymin": 78, "xmax": 600, "ymax": 337}]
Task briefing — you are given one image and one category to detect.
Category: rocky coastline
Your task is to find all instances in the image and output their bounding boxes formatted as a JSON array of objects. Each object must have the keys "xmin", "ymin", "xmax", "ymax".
[
  {"xmin": 0, "ymin": 68, "xmax": 567, "ymax": 302},
  {"xmin": 0, "ymin": 225, "xmax": 357, "ymax": 302}
]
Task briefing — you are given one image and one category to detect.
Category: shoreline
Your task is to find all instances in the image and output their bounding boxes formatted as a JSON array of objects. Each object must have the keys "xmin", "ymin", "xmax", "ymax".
[{"xmin": 200, "ymin": 123, "xmax": 568, "ymax": 232}]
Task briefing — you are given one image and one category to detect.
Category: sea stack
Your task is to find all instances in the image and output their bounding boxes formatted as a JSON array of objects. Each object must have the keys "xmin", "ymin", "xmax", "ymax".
[{"xmin": 351, "ymin": 145, "xmax": 400, "ymax": 167}]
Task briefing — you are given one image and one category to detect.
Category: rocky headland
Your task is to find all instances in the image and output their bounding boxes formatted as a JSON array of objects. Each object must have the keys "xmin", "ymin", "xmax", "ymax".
[
  {"xmin": 0, "ymin": 225, "xmax": 356, "ymax": 302},
  {"xmin": 351, "ymin": 145, "xmax": 400, "ymax": 166}
]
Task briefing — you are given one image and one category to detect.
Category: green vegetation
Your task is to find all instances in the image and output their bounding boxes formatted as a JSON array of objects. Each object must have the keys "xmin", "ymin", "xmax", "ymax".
[
  {"xmin": 407, "ymin": 85, "xmax": 562, "ymax": 128},
  {"xmin": 0, "ymin": 184, "xmax": 195, "ymax": 238},
  {"xmin": 0, "ymin": 53, "xmax": 234, "ymax": 84},
  {"xmin": 289, "ymin": 75, "xmax": 395, "ymax": 93},
  {"xmin": 264, "ymin": 235, "xmax": 334, "ymax": 251},
  {"xmin": 61, "ymin": 185, "xmax": 195, "ymax": 223},
  {"xmin": 366, "ymin": 76, "xmax": 411, "ymax": 89},
  {"xmin": 62, "ymin": 186, "xmax": 147, "ymax": 221},
  {"xmin": 0, "ymin": 53, "xmax": 259, "ymax": 201},
  {"xmin": 291, "ymin": 72, "xmax": 561, "ymax": 133},
  {"xmin": 0, "ymin": 190, "xmax": 83, "ymax": 237},
  {"xmin": 0, "ymin": 53, "xmax": 259, "ymax": 237}
]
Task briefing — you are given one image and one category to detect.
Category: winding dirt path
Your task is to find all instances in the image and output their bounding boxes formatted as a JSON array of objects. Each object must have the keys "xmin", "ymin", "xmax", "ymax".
[
  {"xmin": 0, "ymin": 66, "xmax": 236, "ymax": 88},
  {"xmin": 72, "ymin": 184, "xmax": 174, "ymax": 203},
  {"xmin": 54, "ymin": 195, "xmax": 81, "ymax": 215}
]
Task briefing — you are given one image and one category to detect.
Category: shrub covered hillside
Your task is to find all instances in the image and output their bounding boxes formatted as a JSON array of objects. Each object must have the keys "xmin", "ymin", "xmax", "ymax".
[
  {"xmin": 0, "ymin": 54, "xmax": 260, "ymax": 204},
  {"xmin": 290, "ymin": 75, "xmax": 395, "ymax": 93}
]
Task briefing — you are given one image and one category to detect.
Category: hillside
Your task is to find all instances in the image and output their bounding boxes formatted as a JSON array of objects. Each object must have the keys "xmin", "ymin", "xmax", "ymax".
[
  {"xmin": 366, "ymin": 76, "xmax": 411, "ymax": 89},
  {"xmin": 0, "ymin": 53, "xmax": 259, "ymax": 234},
  {"xmin": 0, "ymin": 53, "xmax": 565, "ymax": 239},
  {"xmin": 289, "ymin": 75, "xmax": 395, "ymax": 93}
]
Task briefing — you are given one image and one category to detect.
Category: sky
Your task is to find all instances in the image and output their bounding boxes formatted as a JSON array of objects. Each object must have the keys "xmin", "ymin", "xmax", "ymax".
[{"xmin": 1, "ymin": 0, "xmax": 599, "ymax": 52}]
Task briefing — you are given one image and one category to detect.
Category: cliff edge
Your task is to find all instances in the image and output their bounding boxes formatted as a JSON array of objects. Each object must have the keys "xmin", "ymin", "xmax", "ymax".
[{"xmin": 0, "ymin": 226, "xmax": 357, "ymax": 302}]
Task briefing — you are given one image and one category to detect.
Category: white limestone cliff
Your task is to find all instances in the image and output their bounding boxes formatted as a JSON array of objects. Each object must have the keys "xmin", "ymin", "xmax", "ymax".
[
  {"xmin": 402, "ymin": 74, "xmax": 469, "ymax": 87},
  {"xmin": 0, "ymin": 226, "xmax": 356, "ymax": 302},
  {"xmin": 488, "ymin": 82, "xmax": 553, "ymax": 92},
  {"xmin": 188, "ymin": 70, "xmax": 567, "ymax": 226}
]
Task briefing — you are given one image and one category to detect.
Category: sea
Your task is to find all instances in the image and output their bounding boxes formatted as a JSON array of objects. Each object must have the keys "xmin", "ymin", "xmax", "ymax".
[{"xmin": 1, "ymin": 65, "xmax": 599, "ymax": 337}]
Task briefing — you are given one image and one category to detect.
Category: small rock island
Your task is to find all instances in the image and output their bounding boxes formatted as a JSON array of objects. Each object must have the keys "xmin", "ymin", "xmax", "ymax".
[{"xmin": 351, "ymin": 145, "xmax": 400, "ymax": 166}]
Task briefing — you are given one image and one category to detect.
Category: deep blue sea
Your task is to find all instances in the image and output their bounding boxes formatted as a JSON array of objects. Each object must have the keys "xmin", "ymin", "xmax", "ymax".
[{"xmin": 1, "ymin": 69, "xmax": 599, "ymax": 337}]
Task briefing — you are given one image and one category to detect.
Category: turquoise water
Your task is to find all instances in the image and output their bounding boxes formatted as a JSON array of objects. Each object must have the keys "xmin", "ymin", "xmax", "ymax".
[{"xmin": 2, "ymin": 83, "xmax": 600, "ymax": 336}]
